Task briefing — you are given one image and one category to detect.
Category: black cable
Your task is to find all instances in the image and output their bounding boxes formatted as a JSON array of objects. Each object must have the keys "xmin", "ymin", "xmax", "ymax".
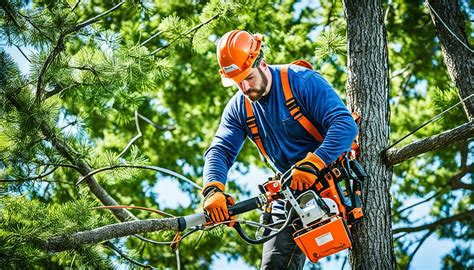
[{"xmin": 233, "ymin": 208, "xmax": 295, "ymax": 244}]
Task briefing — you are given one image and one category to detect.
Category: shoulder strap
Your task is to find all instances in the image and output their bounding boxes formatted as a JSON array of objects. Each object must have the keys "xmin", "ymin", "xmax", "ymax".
[
  {"xmin": 244, "ymin": 97, "xmax": 269, "ymax": 159},
  {"xmin": 280, "ymin": 65, "xmax": 324, "ymax": 142}
]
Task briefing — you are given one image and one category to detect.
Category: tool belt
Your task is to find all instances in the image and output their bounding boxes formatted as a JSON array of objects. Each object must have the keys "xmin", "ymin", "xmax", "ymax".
[{"xmin": 313, "ymin": 153, "xmax": 366, "ymax": 226}]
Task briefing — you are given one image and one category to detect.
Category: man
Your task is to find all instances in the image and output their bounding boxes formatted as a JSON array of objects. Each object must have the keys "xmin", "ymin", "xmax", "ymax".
[{"xmin": 202, "ymin": 30, "xmax": 358, "ymax": 269}]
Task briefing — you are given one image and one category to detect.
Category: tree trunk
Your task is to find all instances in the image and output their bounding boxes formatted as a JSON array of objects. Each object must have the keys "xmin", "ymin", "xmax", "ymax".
[
  {"xmin": 342, "ymin": 1, "xmax": 396, "ymax": 269},
  {"xmin": 426, "ymin": 0, "xmax": 474, "ymax": 119}
]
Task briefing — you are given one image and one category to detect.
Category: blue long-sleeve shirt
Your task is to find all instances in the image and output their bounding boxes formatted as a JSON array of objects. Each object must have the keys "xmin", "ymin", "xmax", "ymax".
[{"xmin": 204, "ymin": 64, "xmax": 358, "ymax": 185}]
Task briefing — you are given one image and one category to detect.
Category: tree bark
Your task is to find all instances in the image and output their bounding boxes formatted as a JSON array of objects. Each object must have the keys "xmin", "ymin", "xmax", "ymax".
[
  {"xmin": 426, "ymin": 0, "xmax": 474, "ymax": 119},
  {"xmin": 343, "ymin": 1, "xmax": 395, "ymax": 269}
]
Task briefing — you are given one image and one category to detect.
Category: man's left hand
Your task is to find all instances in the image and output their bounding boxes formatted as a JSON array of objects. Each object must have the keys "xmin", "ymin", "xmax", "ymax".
[{"xmin": 290, "ymin": 152, "xmax": 326, "ymax": 191}]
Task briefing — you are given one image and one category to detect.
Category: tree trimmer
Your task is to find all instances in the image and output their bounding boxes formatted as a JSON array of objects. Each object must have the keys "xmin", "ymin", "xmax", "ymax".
[{"xmin": 176, "ymin": 153, "xmax": 366, "ymax": 263}]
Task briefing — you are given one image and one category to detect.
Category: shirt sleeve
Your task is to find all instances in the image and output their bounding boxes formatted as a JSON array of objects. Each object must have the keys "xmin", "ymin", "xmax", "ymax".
[
  {"xmin": 296, "ymin": 72, "xmax": 358, "ymax": 166},
  {"xmin": 203, "ymin": 95, "xmax": 247, "ymax": 186}
]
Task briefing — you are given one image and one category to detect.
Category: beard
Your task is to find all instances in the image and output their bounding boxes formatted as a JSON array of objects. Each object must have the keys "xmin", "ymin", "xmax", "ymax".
[
  {"xmin": 245, "ymin": 86, "xmax": 266, "ymax": 101},
  {"xmin": 245, "ymin": 67, "xmax": 269, "ymax": 102}
]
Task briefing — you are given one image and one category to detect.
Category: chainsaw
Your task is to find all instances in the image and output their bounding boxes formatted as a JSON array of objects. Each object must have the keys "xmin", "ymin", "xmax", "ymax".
[{"xmin": 176, "ymin": 153, "xmax": 366, "ymax": 263}]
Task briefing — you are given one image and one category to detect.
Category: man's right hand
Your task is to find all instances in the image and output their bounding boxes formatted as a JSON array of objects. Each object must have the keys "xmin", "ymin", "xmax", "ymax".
[{"xmin": 202, "ymin": 181, "xmax": 233, "ymax": 224}]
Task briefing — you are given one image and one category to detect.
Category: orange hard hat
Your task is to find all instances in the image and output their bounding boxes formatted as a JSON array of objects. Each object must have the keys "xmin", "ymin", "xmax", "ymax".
[{"xmin": 216, "ymin": 30, "xmax": 263, "ymax": 87}]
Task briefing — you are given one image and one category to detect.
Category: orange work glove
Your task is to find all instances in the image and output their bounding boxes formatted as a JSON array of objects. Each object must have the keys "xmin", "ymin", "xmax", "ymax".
[
  {"xmin": 290, "ymin": 152, "xmax": 326, "ymax": 191},
  {"xmin": 202, "ymin": 181, "xmax": 235, "ymax": 225}
]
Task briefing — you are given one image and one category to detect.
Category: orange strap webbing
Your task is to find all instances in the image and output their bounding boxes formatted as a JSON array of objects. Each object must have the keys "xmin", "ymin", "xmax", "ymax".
[
  {"xmin": 244, "ymin": 97, "xmax": 269, "ymax": 159},
  {"xmin": 280, "ymin": 65, "xmax": 324, "ymax": 142}
]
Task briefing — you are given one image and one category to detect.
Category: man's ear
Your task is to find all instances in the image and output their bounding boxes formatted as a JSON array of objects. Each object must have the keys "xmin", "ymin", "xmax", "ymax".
[{"xmin": 260, "ymin": 59, "xmax": 268, "ymax": 69}]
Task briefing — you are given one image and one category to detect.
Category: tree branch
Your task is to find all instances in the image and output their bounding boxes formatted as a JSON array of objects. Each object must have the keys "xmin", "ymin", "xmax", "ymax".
[
  {"xmin": 398, "ymin": 164, "xmax": 473, "ymax": 214},
  {"xmin": 14, "ymin": 44, "xmax": 31, "ymax": 63},
  {"xmin": 116, "ymin": 110, "xmax": 175, "ymax": 159},
  {"xmin": 385, "ymin": 121, "xmax": 474, "ymax": 166},
  {"xmin": 460, "ymin": 140, "xmax": 468, "ymax": 168},
  {"xmin": 17, "ymin": 11, "xmax": 53, "ymax": 42},
  {"xmin": 45, "ymin": 218, "xmax": 179, "ymax": 252},
  {"xmin": 392, "ymin": 209, "xmax": 474, "ymax": 234},
  {"xmin": 6, "ymin": 94, "xmax": 135, "ymax": 222},
  {"xmin": 324, "ymin": 0, "xmax": 336, "ymax": 27}
]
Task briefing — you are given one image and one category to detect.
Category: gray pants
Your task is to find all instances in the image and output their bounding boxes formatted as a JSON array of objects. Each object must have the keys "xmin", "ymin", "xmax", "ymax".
[{"xmin": 260, "ymin": 223, "xmax": 306, "ymax": 269}]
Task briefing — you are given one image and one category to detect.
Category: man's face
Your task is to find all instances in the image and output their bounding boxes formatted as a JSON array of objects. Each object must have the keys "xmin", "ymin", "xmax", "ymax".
[{"xmin": 237, "ymin": 66, "xmax": 268, "ymax": 102}]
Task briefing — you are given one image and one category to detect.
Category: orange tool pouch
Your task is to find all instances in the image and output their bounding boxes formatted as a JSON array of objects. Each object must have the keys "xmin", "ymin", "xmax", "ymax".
[{"xmin": 293, "ymin": 216, "xmax": 352, "ymax": 263}]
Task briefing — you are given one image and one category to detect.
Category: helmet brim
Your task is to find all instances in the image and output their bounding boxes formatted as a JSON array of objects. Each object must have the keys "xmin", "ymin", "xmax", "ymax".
[{"xmin": 220, "ymin": 64, "xmax": 253, "ymax": 88}]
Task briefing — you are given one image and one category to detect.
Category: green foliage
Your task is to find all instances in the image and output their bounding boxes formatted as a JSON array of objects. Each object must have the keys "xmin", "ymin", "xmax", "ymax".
[
  {"xmin": 0, "ymin": 0, "xmax": 472, "ymax": 268},
  {"xmin": 0, "ymin": 195, "xmax": 114, "ymax": 269},
  {"xmin": 441, "ymin": 246, "xmax": 474, "ymax": 270}
]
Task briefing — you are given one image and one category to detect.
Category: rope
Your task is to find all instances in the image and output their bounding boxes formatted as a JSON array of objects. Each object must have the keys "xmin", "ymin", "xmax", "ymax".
[
  {"xmin": 385, "ymin": 93, "xmax": 473, "ymax": 151},
  {"xmin": 425, "ymin": 0, "xmax": 474, "ymax": 53}
]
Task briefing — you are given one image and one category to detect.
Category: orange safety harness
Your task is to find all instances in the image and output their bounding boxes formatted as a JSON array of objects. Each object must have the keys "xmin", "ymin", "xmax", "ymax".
[
  {"xmin": 244, "ymin": 60, "xmax": 361, "ymax": 160},
  {"xmin": 244, "ymin": 60, "xmax": 365, "ymax": 229}
]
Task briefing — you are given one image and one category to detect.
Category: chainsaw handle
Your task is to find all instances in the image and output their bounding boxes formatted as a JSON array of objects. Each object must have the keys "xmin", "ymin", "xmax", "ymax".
[{"xmin": 228, "ymin": 197, "xmax": 261, "ymax": 217}]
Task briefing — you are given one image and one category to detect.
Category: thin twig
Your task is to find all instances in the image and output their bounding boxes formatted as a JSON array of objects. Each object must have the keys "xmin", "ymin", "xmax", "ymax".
[
  {"xmin": 460, "ymin": 141, "xmax": 468, "ymax": 168},
  {"xmin": 325, "ymin": 0, "xmax": 336, "ymax": 27},
  {"xmin": 405, "ymin": 230, "xmax": 434, "ymax": 269},
  {"xmin": 140, "ymin": 30, "xmax": 165, "ymax": 47},
  {"xmin": 75, "ymin": 164, "xmax": 201, "ymax": 190},
  {"xmin": 93, "ymin": 205, "xmax": 175, "ymax": 218},
  {"xmin": 44, "ymin": 83, "xmax": 78, "ymax": 99},
  {"xmin": 0, "ymin": 166, "xmax": 58, "ymax": 182},
  {"xmin": 14, "ymin": 45, "xmax": 31, "ymax": 63},
  {"xmin": 17, "ymin": 11, "xmax": 53, "ymax": 42},
  {"xmin": 71, "ymin": 0, "xmax": 81, "ymax": 12},
  {"xmin": 150, "ymin": 12, "xmax": 222, "ymax": 55},
  {"xmin": 117, "ymin": 110, "xmax": 175, "ymax": 159},
  {"xmin": 137, "ymin": 112, "xmax": 175, "ymax": 131},
  {"xmin": 68, "ymin": 65, "xmax": 107, "ymax": 90},
  {"xmin": 1, "ymin": 4, "xmax": 22, "ymax": 29},
  {"xmin": 104, "ymin": 241, "xmax": 155, "ymax": 269},
  {"xmin": 70, "ymin": 1, "xmax": 125, "ymax": 33},
  {"xmin": 398, "ymin": 190, "xmax": 445, "ymax": 214},
  {"xmin": 117, "ymin": 110, "xmax": 142, "ymax": 159},
  {"xmin": 393, "ymin": 209, "xmax": 474, "ymax": 234},
  {"xmin": 42, "ymin": 163, "xmax": 81, "ymax": 170}
]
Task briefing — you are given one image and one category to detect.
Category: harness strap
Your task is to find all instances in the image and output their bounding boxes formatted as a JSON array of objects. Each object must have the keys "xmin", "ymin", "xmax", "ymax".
[
  {"xmin": 280, "ymin": 65, "xmax": 324, "ymax": 142},
  {"xmin": 244, "ymin": 97, "xmax": 269, "ymax": 159}
]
